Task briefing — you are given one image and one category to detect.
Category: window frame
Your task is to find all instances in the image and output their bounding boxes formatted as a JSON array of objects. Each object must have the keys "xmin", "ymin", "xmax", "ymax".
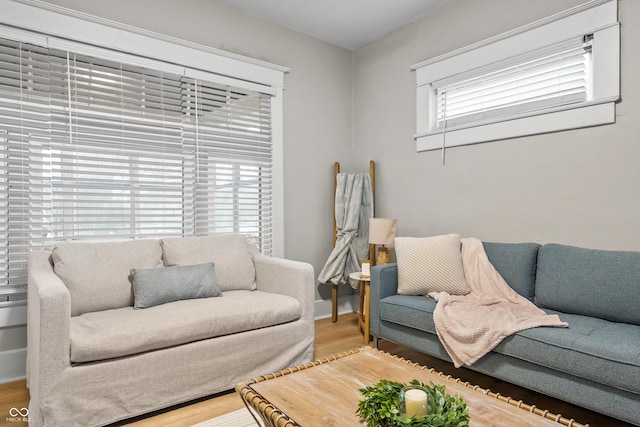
[
  {"xmin": 411, "ymin": 0, "xmax": 619, "ymax": 152},
  {"xmin": 0, "ymin": 0, "xmax": 287, "ymax": 295}
]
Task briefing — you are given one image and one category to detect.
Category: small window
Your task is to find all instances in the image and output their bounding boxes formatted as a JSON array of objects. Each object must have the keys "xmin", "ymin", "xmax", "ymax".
[{"xmin": 412, "ymin": 0, "xmax": 619, "ymax": 152}]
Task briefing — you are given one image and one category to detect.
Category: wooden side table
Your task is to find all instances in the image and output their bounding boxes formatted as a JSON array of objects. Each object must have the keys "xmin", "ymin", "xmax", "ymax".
[{"xmin": 349, "ymin": 272, "xmax": 371, "ymax": 345}]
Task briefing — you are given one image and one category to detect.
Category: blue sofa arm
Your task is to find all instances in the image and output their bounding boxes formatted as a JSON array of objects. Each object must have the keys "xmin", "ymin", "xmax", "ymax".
[{"xmin": 370, "ymin": 263, "xmax": 398, "ymax": 338}]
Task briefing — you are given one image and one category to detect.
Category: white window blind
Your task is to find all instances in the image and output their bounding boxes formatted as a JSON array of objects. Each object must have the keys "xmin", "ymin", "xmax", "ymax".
[
  {"xmin": 181, "ymin": 78, "xmax": 274, "ymax": 253},
  {"xmin": 0, "ymin": 36, "xmax": 275, "ymax": 290},
  {"xmin": 435, "ymin": 37, "xmax": 592, "ymax": 130}
]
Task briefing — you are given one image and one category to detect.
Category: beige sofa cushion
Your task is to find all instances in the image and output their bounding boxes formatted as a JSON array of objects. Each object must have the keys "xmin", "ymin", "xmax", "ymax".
[
  {"xmin": 52, "ymin": 239, "xmax": 163, "ymax": 316},
  {"xmin": 161, "ymin": 234, "xmax": 257, "ymax": 291},
  {"xmin": 69, "ymin": 290, "xmax": 301, "ymax": 363}
]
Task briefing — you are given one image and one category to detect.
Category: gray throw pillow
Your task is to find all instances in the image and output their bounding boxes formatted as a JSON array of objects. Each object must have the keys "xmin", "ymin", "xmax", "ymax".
[{"xmin": 128, "ymin": 263, "xmax": 222, "ymax": 309}]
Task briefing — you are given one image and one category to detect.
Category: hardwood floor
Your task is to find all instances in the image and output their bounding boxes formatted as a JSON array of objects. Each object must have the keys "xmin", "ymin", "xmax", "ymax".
[{"xmin": 0, "ymin": 312, "xmax": 631, "ymax": 426}]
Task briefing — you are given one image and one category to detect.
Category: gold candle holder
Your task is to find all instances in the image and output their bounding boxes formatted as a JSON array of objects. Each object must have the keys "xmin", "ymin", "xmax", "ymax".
[
  {"xmin": 369, "ymin": 218, "xmax": 397, "ymax": 266},
  {"xmin": 376, "ymin": 246, "xmax": 390, "ymax": 265}
]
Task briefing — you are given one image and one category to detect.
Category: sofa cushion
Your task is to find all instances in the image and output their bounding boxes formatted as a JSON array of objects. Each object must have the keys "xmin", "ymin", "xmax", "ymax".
[
  {"xmin": 52, "ymin": 239, "xmax": 163, "ymax": 316},
  {"xmin": 535, "ymin": 244, "xmax": 640, "ymax": 325},
  {"xmin": 395, "ymin": 234, "xmax": 469, "ymax": 295},
  {"xmin": 69, "ymin": 290, "xmax": 301, "ymax": 363},
  {"xmin": 161, "ymin": 235, "xmax": 257, "ymax": 291},
  {"xmin": 494, "ymin": 310, "xmax": 640, "ymax": 395},
  {"xmin": 482, "ymin": 242, "xmax": 540, "ymax": 301},
  {"xmin": 129, "ymin": 263, "xmax": 222, "ymax": 309},
  {"xmin": 379, "ymin": 295, "xmax": 437, "ymax": 334},
  {"xmin": 380, "ymin": 296, "xmax": 640, "ymax": 395}
]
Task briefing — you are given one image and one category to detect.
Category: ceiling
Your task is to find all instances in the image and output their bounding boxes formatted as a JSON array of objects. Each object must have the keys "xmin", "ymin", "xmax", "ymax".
[{"xmin": 213, "ymin": 0, "xmax": 453, "ymax": 51}]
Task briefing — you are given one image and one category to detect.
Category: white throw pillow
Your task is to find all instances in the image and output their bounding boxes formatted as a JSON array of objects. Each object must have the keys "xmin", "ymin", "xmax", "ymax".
[
  {"xmin": 161, "ymin": 234, "xmax": 257, "ymax": 291},
  {"xmin": 395, "ymin": 234, "xmax": 469, "ymax": 295},
  {"xmin": 52, "ymin": 239, "xmax": 163, "ymax": 316}
]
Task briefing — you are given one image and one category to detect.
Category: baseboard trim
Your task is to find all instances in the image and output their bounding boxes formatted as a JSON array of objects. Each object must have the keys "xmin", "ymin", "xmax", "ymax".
[
  {"xmin": 0, "ymin": 347, "xmax": 26, "ymax": 384},
  {"xmin": 0, "ymin": 303, "xmax": 27, "ymax": 328},
  {"xmin": 314, "ymin": 293, "xmax": 358, "ymax": 320}
]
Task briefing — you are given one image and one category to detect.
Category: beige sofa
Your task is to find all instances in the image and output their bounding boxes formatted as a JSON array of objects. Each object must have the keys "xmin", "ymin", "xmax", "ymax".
[{"xmin": 27, "ymin": 234, "xmax": 315, "ymax": 427}]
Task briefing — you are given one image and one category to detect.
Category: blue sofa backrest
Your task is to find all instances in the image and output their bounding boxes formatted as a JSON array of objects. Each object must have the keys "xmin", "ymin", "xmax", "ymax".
[
  {"xmin": 482, "ymin": 242, "xmax": 541, "ymax": 302},
  {"xmin": 535, "ymin": 244, "xmax": 640, "ymax": 326}
]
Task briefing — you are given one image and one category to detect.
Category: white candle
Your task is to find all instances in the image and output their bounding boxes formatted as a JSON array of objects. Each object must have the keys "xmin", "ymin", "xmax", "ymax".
[
  {"xmin": 361, "ymin": 260, "xmax": 370, "ymax": 277},
  {"xmin": 404, "ymin": 388, "xmax": 428, "ymax": 417}
]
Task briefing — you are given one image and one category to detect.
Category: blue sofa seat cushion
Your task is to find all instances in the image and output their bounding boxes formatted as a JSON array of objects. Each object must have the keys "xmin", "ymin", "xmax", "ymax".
[
  {"xmin": 535, "ymin": 244, "xmax": 640, "ymax": 325},
  {"xmin": 379, "ymin": 295, "xmax": 437, "ymax": 334},
  {"xmin": 493, "ymin": 310, "xmax": 640, "ymax": 394},
  {"xmin": 380, "ymin": 295, "xmax": 640, "ymax": 395}
]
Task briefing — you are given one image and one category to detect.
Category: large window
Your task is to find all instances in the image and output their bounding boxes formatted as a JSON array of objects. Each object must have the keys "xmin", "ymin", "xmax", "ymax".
[
  {"xmin": 412, "ymin": 0, "xmax": 619, "ymax": 153},
  {"xmin": 0, "ymin": 3, "xmax": 285, "ymax": 293}
]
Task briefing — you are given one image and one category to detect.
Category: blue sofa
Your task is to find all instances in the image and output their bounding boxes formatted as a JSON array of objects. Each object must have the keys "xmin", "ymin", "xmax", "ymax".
[{"xmin": 370, "ymin": 242, "xmax": 640, "ymax": 426}]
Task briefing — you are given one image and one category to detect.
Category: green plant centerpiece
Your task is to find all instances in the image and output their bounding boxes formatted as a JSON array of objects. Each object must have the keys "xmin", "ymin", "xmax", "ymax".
[{"xmin": 356, "ymin": 379, "xmax": 469, "ymax": 427}]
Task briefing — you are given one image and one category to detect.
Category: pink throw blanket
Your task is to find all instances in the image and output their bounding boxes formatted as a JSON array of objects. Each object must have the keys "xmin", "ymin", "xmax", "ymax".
[{"xmin": 429, "ymin": 237, "xmax": 568, "ymax": 368}]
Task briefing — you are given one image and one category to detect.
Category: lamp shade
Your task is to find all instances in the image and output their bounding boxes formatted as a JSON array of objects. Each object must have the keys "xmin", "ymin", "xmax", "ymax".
[{"xmin": 369, "ymin": 218, "xmax": 398, "ymax": 245}]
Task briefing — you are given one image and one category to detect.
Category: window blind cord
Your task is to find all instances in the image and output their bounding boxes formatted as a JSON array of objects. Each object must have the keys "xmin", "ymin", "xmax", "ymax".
[
  {"xmin": 66, "ymin": 53, "xmax": 73, "ymax": 148},
  {"xmin": 119, "ymin": 65, "xmax": 128, "ymax": 235},
  {"xmin": 66, "ymin": 53, "xmax": 76, "ymax": 242},
  {"xmin": 441, "ymin": 91, "xmax": 448, "ymax": 166},
  {"xmin": 160, "ymin": 74, "xmax": 167, "ymax": 235},
  {"xmin": 194, "ymin": 79, "xmax": 200, "ymax": 184},
  {"xmin": 19, "ymin": 47, "xmax": 24, "ymax": 254}
]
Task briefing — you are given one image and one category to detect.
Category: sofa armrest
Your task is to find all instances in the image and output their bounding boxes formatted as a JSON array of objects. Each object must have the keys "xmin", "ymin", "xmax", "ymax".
[
  {"xmin": 253, "ymin": 255, "xmax": 315, "ymax": 322},
  {"xmin": 370, "ymin": 263, "xmax": 399, "ymax": 337},
  {"xmin": 27, "ymin": 251, "xmax": 71, "ymax": 399}
]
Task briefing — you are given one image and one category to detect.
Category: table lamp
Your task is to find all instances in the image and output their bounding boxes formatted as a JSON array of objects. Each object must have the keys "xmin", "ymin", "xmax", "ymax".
[{"xmin": 369, "ymin": 218, "xmax": 397, "ymax": 265}]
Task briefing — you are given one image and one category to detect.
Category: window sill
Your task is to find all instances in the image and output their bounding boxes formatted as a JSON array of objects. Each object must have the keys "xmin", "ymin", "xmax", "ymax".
[{"xmin": 415, "ymin": 101, "xmax": 616, "ymax": 152}]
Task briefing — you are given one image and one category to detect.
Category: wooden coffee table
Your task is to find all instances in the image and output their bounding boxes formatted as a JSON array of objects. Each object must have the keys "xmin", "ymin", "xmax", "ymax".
[{"xmin": 236, "ymin": 347, "xmax": 588, "ymax": 427}]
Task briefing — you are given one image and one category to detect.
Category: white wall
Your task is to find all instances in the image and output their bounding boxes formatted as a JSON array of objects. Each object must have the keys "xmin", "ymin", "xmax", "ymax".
[{"xmin": 353, "ymin": 0, "xmax": 640, "ymax": 251}]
